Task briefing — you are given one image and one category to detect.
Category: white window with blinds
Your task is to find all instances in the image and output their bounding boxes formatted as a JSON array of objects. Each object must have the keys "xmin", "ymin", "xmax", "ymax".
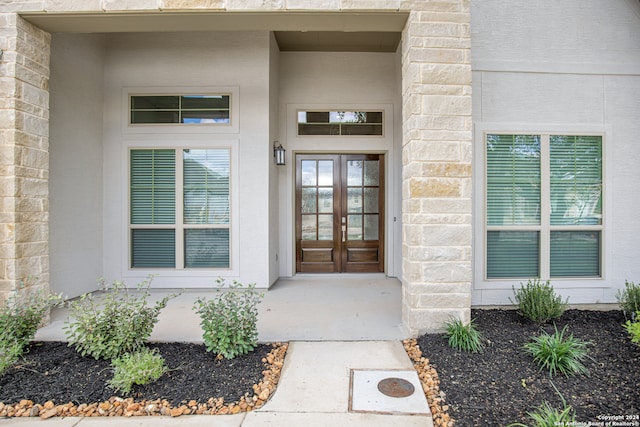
[
  {"xmin": 485, "ymin": 133, "xmax": 603, "ymax": 280},
  {"xmin": 129, "ymin": 148, "xmax": 231, "ymax": 269}
]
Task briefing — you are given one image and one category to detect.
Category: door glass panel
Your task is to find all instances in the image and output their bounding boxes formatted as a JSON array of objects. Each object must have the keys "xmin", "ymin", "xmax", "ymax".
[
  {"xmin": 347, "ymin": 214, "xmax": 363, "ymax": 240},
  {"xmin": 301, "ymin": 215, "xmax": 316, "ymax": 240},
  {"xmin": 301, "ymin": 161, "xmax": 317, "ymax": 186},
  {"xmin": 347, "ymin": 188, "xmax": 363, "ymax": 213},
  {"xmin": 301, "ymin": 188, "xmax": 317, "ymax": 213},
  {"xmin": 364, "ymin": 188, "xmax": 378, "ymax": 213},
  {"xmin": 347, "ymin": 161, "xmax": 363, "ymax": 185},
  {"xmin": 364, "ymin": 215, "xmax": 379, "ymax": 240},
  {"xmin": 318, "ymin": 215, "xmax": 333, "ymax": 240},
  {"xmin": 318, "ymin": 161, "xmax": 333, "ymax": 186},
  {"xmin": 364, "ymin": 160, "xmax": 379, "ymax": 186},
  {"xmin": 318, "ymin": 188, "xmax": 333, "ymax": 213}
]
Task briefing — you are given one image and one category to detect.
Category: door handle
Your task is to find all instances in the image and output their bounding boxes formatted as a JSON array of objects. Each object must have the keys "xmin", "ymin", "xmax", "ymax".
[{"xmin": 342, "ymin": 225, "xmax": 346, "ymax": 242}]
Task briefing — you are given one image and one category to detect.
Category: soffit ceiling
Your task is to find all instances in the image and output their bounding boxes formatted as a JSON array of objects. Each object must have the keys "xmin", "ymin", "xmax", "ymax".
[{"xmin": 21, "ymin": 11, "xmax": 407, "ymax": 52}]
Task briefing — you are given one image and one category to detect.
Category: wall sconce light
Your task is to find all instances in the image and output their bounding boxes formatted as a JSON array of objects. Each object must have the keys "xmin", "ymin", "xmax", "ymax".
[
  {"xmin": 0, "ymin": 49, "xmax": 3, "ymax": 60},
  {"xmin": 274, "ymin": 142, "xmax": 286, "ymax": 166}
]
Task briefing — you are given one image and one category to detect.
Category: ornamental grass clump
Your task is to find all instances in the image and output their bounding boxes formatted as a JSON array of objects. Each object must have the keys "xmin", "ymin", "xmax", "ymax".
[
  {"xmin": 64, "ymin": 276, "xmax": 180, "ymax": 360},
  {"xmin": 511, "ymin": 279, "xmax": 568, "ymax": 323},
  {"xmin": 193, "ymin": 278, "xmax": 263, "ymax": 360},
  {"xmin": 444, "ymin": 318, "xmax": 485, "ymax": 353},
  {"xmin": 507, "ymin": 382, "xmax": 576, "ymax": 427},
  {"xmin": 617, "ymin": 280, "xmax": 640, "ymax": 320},
  {"xmin": 0, "ymin": 278, "xmax": 62, "ymax": 375},
  {"xmin": 108, "ymin": 347, "xmax": 167, "ymax": 394},
  {"xmin": 524, "ymin": 325, "xmax": 591, "ymax": 377}
]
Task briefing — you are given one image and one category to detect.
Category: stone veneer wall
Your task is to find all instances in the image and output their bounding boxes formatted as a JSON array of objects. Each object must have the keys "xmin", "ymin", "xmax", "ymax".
[
  {"xmin": 0, "ymin": 13, "xmax": 50, "ymax": 305},
  {"xmin": 400, "ymin": 0, "xmax": 472, "ymax": 335},
  {"xmin": 0, "ymin": 0, "xmax": 472, "ymax": 334}
]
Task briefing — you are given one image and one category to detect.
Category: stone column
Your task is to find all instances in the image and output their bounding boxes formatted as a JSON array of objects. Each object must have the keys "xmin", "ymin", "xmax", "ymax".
[
  {"xmin": 400, "ymin": 0, "xmax": 472, "ymax": 335},
  {"xmin": 0, "ymin": 13, "xmax": 50, "ymax": 304}
]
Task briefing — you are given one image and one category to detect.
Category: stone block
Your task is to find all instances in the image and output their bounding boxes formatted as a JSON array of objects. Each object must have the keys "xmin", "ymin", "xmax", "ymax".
[
  {"xmin": 286, "ymin": 0, "xmax": 339, "ymax": 9},
  {"xmin": 418, "ymin": 291, "xmax": 470, "ymax": 309},
  {"xmin": 420, "ymin": 63, "xmax": 471, "ymax": 85},
  {"xmin": 422, "ymin": 95, "xmax": 472, "ymax": 116},
  {"xmin": 410, "ymin": 22, "xmax": 462, "ymax": 38},
  {"xmin": 422, "ymin": 261, "xmax": 472, "ymax": 283},
  {"xmin": 45, "ymin": 0, "xmax": 102, "ymax": 11},
  {"xmin": 103, "ymin": 0, "xmax": 160, "ymax": 10},
  {"xmin": 160, "ymin": 0, "xmax": 224, "ymax": 9},
  {"xmin": 410, "ymin": 47, "xmax": 469, "ymax": 64},
  {"xmin": 423, "ymin": 162, "xmax": 471, "ymax": 178},
  {"xmin": 400, "ymin": 0, "xmax": 461, "ymax": 13},
  {"xmin": 227, "ymin": 0, "xmax": 284, "ymax": 10},
  {"xmin": 410, "ymin": 177, "xmax": 460, "ymax": 198},
  {"xmin": 340, "ymin": 0, "xmax": 400, "ymax": 10},
  {"xmin": 402, "ymin": 306, "xmax": 470, "ymax": 336},
  {"xmin": 0, "ymin": 1, "xmax": 44, "ymax": 13},
  {"xmin": 421, "ymin": 198, "xmax": 471, "ymax": 214},
  {"xmin": 421, "ymin": 224, "xmax": 471, "ymax": 247},
  {"xmin": 411, "ymin": 140, "xmax": 460, "ymax": 161}
]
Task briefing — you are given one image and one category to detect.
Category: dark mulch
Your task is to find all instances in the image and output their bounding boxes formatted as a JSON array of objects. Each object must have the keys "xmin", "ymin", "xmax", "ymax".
[
  {"xmin": 0, "ymin": 342, "xmax": 273, "ymax": 406},
  {"xmin": 417, "ymin": 309, "xmax": 640, "ymax": 427}
]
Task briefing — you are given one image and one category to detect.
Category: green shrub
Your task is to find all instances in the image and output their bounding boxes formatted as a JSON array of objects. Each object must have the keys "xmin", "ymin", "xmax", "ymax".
[
  {"xmin": 193, "ymin": 278, "xmax": 263, "ymax": 359},
  {"xmin": 617, "ymin": 281, "xmax": 640, "ymax": 320},
  {"xmin": 64, "ymin": 277, "xmax": 179, "ymax": 360},
  {"xmin": 524, "ymin": 325, "xmax": 590, "ymax": 377},
  {"xmin": 108, "ymin": 347, "xmax": 166, "ymax": 394},
  {"xmin": 507, "ymin": 382, "xmax": 575, "ymax": 427},
  {"xmin": 444, "ymin": 318, "xmax": 485, "ymax": 353},
  {"xmin": 623, "ymin": 311, "xmax": 640, "ymax": 346},
  {"xmin": 511, "ymin": 279, "xmax": 568, "ymax": 323},
  {"xmin": 508, "ymin": 401, "xmax": 576, "ymax": 427},
  {"xmin": 0, "ymin": 278, "xmax": 62, "ymax": 375}
]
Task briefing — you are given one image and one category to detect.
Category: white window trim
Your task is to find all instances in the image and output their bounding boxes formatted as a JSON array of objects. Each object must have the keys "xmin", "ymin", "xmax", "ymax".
[
  {"xmin": 121, "ymin": 136, "xmax": 240, "ymax": 280},
  {"xmin": 474, "ymin": 123, "xmax": 611, "ymax": 290},
  {"xmin": 121, "ymin": 87, "xmax": 240, "ymax": 135}
]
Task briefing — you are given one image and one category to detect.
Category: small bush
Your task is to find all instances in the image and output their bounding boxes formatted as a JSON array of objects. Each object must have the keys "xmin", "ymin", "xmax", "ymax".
[
  {"xmin": 617, "ymin": 281, "xmax": 640, "ymax": 320},
  {"xmin": 507, "ymin": 382, "xmax": 575, "ymax": 427},
  {"xmin": 524, "ymin": 325, "xmax": 590, "ymax": 377},
  {"xmin": 0, "ymin": 278, "xmax": 62, "ymax": 375},
  {"xmin": 193, "ymin": 278, "xmax": 263, "ymax": 359},
  {"xmin": 64, "ymin": 276, "xmax": 179, "ymax": 360},
  {"xmin": 445, "ymin": 318, "xmax": 485, "ymax": 353},
  {"xmin": 108, "ymin": 347, "xmax": 166, "ymax": 394},
  {"xmin": 508, "ymin": 401, "xmax": 576, "ymax": 427},
  {"xmin": 511, "ymin": 279, "xmax": 568, "ymax": 323},
  {"xmin": 623, "ymin": 311, "xmax": 640, "ymax": 346}
]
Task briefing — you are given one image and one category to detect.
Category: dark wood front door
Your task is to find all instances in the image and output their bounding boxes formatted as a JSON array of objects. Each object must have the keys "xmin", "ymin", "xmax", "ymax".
[{"xmin": 295, "ymin": 154, "xmax": 384, "ymax": 273}]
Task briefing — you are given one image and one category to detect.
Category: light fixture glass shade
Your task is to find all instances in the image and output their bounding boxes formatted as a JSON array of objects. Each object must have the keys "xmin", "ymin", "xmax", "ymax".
[{"xmin": 274, "ymin": 144, "xmax": 286, "ymax": 165}]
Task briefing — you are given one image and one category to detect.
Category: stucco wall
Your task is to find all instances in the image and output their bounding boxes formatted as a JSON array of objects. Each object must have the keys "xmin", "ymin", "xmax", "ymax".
[
  {"xmin": 49, "ymin": 33, "xmax": 105, "ymax": 298},
  {"xmin": 102, "ymin": 31, "xmax": 272, "ymax": 288},
  {"xmin": 471, "ymin": 0, "xmax": 640, "ymax": 305}
]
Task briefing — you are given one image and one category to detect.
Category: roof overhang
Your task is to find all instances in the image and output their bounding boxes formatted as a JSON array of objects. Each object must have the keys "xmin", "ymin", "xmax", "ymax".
[
  {"xmin": 21, "ymin": 10, "xmax": 408, "ymax": 33},
  {"xmin": 21, "ymin": 10, "xmax": 408, "ymax": 52}
]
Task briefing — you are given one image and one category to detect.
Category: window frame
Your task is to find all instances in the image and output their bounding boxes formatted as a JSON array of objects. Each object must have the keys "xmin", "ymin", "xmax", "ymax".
[
  {"xmin": 125, "ymin": 142, "xmax": 238, "ymax": 275},
  {"xmin": 122, "ymin": 87, "xmax": 240, "ymax": 135},
  {"xmin": 296, "ymin": 110, "xmax": 385, "ymax": 137},
  {"xmin": 474, "ymin": 124, "xmax": 609, "ymax": 288}
]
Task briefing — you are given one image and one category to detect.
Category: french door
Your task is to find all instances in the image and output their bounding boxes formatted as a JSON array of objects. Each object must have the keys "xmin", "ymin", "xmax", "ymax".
[{"xmin": 295, "ymin": 154, "xmax": 384, "ymax": 273}]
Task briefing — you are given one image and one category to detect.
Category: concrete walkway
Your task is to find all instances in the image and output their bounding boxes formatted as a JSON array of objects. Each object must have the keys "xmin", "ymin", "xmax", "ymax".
[{"xmin": 3, "ymin": 277, "xmax": 433, "ymax": 426}]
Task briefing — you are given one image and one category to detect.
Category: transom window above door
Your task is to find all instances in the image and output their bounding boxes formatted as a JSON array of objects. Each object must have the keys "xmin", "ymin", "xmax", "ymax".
[
  {"xmin": 130, "ymin": 95, "xmax": 230, "ymax": 125},
  {"xmin": 297, "ymin": 111, "xmax": 383, "ymax": 136}
]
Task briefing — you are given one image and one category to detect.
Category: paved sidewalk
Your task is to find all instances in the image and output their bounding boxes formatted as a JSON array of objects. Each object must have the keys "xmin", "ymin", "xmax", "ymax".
[{"xmin": 1, "ymin": 342, "xmax": 433, "ymax": 426}]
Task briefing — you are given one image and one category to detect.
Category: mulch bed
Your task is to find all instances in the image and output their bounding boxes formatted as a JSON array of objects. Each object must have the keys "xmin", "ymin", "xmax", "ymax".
[
  {"xmin": 0, "ymin": 342, "xmax": 286, "ymax": 417},
  {"xmin": 416, "ymin": 309, "xmax": 640, "ymax": 427}
]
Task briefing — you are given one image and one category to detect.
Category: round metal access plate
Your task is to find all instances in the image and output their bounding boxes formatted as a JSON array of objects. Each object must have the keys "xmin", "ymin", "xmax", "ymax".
[{"xmin": 377, "ymin": 377, "xmax": 415, "ymax": 398}]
